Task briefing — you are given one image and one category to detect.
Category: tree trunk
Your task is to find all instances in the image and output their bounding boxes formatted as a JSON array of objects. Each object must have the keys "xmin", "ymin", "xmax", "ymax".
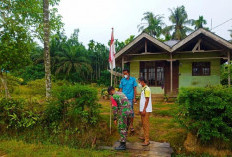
[
  {"xmin": 0, "ymin": 71, "xmax": 11, "ymax": 98},
  {"xmin": 43, "ymin": 0, "xmax": 51, "ymax": 98}
]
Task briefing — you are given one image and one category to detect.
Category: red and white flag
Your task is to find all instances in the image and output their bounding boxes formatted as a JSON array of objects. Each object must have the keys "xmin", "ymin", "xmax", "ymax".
[{"xmin": 109, "ymin": 28, "xmax": 116, "ymax": 70}]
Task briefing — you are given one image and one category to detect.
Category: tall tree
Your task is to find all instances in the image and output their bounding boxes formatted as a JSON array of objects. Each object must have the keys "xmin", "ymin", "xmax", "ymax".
[
  {"xmin": 125, "ymin": 35, "xmax": 135, "ymax": 45},
  {"xmin": 43, "ymin": 0, "xmax": 51, "ymax": 98},
  {"xmin": 0, "ymin": 0, "xmax": 62, "ymax": 98},
  {"xmin": 0, "ymin": 0, "xmax": 33, "ymax": 98},
  {"xmin": 192, "ymin": 16, "xmax": 207, "ymax": 30},
  {"xmin": 165, "ymin": 5, "xmax": 193, "ymax": 40},
  {"xmin": 55, "ymin": 41, "xmax": 92, "ymax": 77},
  {"xmin": 138, "ymin": 12, "xmax": 164, "ymax": 38},
  {"xmin": 229, "ymin": 28, "xmax": 232, "ymax": 42}
]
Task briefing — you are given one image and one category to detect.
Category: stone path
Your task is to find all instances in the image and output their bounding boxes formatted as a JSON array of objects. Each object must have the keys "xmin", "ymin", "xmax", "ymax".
[{"xmin": 99, "ymin": 141, "xmax": 173, "ymax": 157}]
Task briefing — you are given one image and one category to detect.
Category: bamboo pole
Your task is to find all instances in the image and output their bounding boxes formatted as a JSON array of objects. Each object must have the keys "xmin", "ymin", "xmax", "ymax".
[
  {"xmin": 228, "ymin": 51, "xmax": 231, "ymax": 87},
  {"xmin": 110, "ymin": 67, "xmax": 113, "ymax": 134}
]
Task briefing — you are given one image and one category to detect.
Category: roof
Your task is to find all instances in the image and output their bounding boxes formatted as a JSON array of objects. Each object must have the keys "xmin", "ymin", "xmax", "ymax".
[
  {"xmin": 115, "ymin": 28, "xmax": 232, "ymax": 59},
  {"xmin": 164, "ymin": 40, "xmax": 179, "ymax": 47},
  {"xmin": 115, "ymin": 33, "xmax": 171, "ymax": 59}
]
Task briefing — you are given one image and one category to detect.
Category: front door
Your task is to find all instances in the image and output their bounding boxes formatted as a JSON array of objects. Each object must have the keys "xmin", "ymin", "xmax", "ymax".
[{"xmin": 164, "ymin": 61, "xmax": 179, "ymax": 95}]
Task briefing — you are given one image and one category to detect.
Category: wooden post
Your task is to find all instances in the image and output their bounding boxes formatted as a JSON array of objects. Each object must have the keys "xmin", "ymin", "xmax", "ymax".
[
  {"xmin": 170, "ymin": 53, "xmax": 173, "ymax": 93},
  {"xmin": 145, "ymin": 40, "xmax": 147, "ymax": 53},
  {"xmin": 228, "ymin": 51, "xmax": 231, "ymax": 87},
  {"xmin": 122, "ymin": 56, "xmax": 124, "ymax": 71}
]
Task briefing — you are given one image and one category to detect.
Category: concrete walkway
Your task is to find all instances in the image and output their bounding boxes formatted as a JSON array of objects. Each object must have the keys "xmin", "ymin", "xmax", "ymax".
[{"xmin": 99, "ymin": 141, "xmax": 173, "ymax": 157}]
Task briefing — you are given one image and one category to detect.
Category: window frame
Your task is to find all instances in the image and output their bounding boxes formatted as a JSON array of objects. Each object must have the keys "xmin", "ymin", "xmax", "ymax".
[
  {"xmin": 192, "ymin": 62, "xmax": 211, "ymax": 76},
  {"xmin": 140, "ymin": 61, "xmax": 165, "ymax": 87}
]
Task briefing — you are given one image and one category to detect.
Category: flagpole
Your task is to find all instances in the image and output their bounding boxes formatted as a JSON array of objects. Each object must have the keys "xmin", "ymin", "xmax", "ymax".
[
  {"xmin": 109, "ymin": 28, "xmax": 114, "ymax": 135},
  {"xmin": 110, "ymin": 66, "xmax": 112, "ymax": 135}
]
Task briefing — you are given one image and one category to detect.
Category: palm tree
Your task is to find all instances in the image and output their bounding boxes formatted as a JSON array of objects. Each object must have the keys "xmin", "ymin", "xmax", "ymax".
[
  {"xmin": 138, "ymin": 12, "xmax": 164, "ymax": 38},
  {"xmin": 165, "ymin": 5, "xmax": 193, "ymax": 40},
  {"xmin": 43, "ymin": 0, "xmax": 51, "ymax": 98},
  {"xmin": 55, "ymin": 43, "xmax": 92, "ymax": 77},
  {"xmin": 192, "ymin": 16, "xmax": 207, "ymax": 30},
  {"xmin": 229, "ymin": 28, "xmax": 232, "ymax": 42}
]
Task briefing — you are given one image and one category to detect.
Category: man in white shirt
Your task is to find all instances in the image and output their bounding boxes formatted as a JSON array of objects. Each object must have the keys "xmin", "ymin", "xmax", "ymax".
[{"xmin": 138, "ymin": 77, "xmax": 152, "ymax": 146}]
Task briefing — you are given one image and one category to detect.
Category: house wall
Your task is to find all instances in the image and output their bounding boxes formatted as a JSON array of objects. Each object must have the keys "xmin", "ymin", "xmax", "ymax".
[
  {"xmin": 179, "ymin": 59, "xmax": 221, "ymax": 88},
  {"xmin": 130, "ymin": 60, "xmax": 164, "ymax": 94},
  {"xmin": 128, "ymin": 52, "xmax": 222, "ymax": 94}
]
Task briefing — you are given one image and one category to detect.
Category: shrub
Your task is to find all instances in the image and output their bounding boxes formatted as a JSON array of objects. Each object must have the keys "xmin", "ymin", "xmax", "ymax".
[
  {"xmin": 44, "ymin": 84, "xmax": 101, "ymax": 128},
  {"xmin": 0, "ymin": 98, "xmax": 39, "ymax": 131},
  {"xmin": 26, "ymin": 79, "xmax": 46, "ymax": 96},
  {"xmin": 12, "ymin": 64, "xmax": 45, "ymax": 84},
  {"xmin": 176, "ymin": 86, "xmax": 232, "ymax": 143}
]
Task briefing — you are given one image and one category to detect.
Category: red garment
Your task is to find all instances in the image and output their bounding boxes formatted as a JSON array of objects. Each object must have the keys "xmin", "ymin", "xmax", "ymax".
[{"xmin": 110, "ymin": 96, "xmax": 117, "ymax": 107}]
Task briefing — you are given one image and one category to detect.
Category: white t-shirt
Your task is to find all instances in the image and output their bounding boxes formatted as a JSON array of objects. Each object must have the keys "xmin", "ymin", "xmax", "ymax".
[{"xmin": 140, "ymin": 85, "xmax": 152, "ymax": 112}]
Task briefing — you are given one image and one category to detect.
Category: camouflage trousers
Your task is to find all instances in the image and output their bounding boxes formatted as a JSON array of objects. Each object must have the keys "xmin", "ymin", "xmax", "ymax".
[{"xmin": 118, "ymin": 116, "xmax": 131, "ymax": 142}]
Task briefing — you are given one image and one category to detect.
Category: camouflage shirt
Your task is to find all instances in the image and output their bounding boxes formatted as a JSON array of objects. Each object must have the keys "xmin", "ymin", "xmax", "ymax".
[{"xmin": 112, "ymin": 92, "xmax": 133, "ymax": 120}]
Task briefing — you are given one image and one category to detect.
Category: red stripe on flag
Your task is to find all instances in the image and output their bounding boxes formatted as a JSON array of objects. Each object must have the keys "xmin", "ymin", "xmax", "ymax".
[{"xmin": 109, "ymin": 29, "xmax": 114, "ymax": 63}]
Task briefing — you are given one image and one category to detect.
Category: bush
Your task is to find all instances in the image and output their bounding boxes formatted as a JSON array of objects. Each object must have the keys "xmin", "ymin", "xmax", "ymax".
[
  {"xmin": 0, "ymin": 84, "xmax": 104, "ymax": 148},
  {"xmin": 176, "ymin": 86, "xmax": 232, "ymax": 143},
  {"xmin": 44, "ymin": 84, "xmax": 101, "ymax": 127},
  {"xmin": 12, "ymin": 64, "xmax": 45, "ymax": 84},
  {"xmin": 0, "ymin": 98, "xmax": 39, "ymax": 131}
]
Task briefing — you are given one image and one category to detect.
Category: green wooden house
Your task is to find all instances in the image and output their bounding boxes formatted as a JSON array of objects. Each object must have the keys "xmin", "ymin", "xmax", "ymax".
[{"xmin": 115, "ymin": 28, "xmax": 232, "ymax": 96}]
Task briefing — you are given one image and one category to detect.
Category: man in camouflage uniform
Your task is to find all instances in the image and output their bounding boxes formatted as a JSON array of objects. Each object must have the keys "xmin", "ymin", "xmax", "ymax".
[{"xmin": 108, "ymin": 86, "xmax": 133, "ymax": 150}]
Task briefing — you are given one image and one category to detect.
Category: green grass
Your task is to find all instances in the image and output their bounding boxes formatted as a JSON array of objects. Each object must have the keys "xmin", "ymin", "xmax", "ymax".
[
  {"xmin": 0, "ymin": 140, "xmax": 115, "ymax": 157},
  {"xmin": 1, "ymin": 84, "xmax": 187, "ymax": 156}
]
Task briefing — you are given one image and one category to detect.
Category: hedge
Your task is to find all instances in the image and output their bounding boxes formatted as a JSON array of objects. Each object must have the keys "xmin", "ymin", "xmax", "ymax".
[{"xmin": 177, "ymin": 86, "xmax": 232, "ymax": 143}]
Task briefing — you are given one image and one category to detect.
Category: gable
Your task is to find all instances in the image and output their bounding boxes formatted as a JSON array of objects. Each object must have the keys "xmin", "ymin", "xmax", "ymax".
[
  {"xmin": 115, "ymin": 28, "xmax": 232, "ymax": 60},
  {"xmin": 171, "ymin": 28, "xmax": 232, "ymax": 52},
  {"xmin": 115, "ymin": 33, "xmax": 171, "ymax": 59}
]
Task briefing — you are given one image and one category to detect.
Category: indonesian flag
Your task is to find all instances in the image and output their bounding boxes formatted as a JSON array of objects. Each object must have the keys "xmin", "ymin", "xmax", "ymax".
[{"xmin": 109, "ymin": 28, "xmax": 116, "ymax": 70}]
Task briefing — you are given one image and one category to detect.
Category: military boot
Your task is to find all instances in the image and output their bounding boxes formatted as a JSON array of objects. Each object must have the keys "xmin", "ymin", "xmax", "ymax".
[{"xmin": 115, "ymin": 142, "xmax": 126, "ymax": 150}]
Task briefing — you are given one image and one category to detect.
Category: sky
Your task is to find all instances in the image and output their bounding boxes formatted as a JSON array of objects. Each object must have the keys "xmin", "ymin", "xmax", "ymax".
[{"xmin": 57, "ymin": 0, "xmax": 232, "ymax": 47}]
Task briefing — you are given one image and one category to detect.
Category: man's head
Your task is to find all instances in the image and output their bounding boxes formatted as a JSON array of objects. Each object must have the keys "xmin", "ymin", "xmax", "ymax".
[
  {"xmin": 138, "ymin": 77, "xmax": 147, "ymax": 87},
  {"xmin": 123, "ymin": 69, "xmax": 130, "ymax": 79},
  {"xmin": 108, "ymin": 86, "xmax": 116, "ymax": 95}
]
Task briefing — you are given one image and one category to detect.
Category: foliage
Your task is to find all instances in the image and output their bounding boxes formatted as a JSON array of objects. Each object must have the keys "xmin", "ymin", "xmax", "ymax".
[
  {"xmin": 45, "ymin": 84, "xmax": 101, "ymax": 127},
  {"xmin": 0, "ymin": 98, "xmax": 39, "ymax": 131},
  {"xmin": 229, "ymin": 28, "xmax": 232, "ymax": 42},
  {"xmin": 138, "ymin": 12, "xmax": 165, "ymax": 38},
  {"xmin": 220, "ymin": 62, "xmax": 232, "ymax": 85},
  {"xmin": 26, "ymin": 79, "xmax": 46, "ymax": 96},
  {"xmin": 164, "ymin": 5, "xmax": 193, "ymax": 40},
  {"xmin": 192, "ymin": 16, "xmax": 208, "ymax": 30},
  {"xmin": 54, "ymin": 30, "xmax": 92, "ymax": 76},
  {"xmin": 177, "ymin": 86, "xmax": 232, "ymax": 144},
  {"xmin": 0, "ymin": 0, "xmax": 63, "ymax": 98},
  {"xmin": 12, "ymin": 64, "xmax": 45, "ymax": 84},
  {"xmin": 97, "ymin": 70, "xmax": 111, "ymax": 86}
]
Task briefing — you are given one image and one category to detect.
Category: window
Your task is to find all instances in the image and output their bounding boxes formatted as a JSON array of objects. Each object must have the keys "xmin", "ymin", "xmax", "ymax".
[
  {"xmin": 140, "ymin": 62, "xmax": 164, "ymax": 86},
  {"xmin": 192, "ymin": 62, "xmax": 210, "ymax": 76}
]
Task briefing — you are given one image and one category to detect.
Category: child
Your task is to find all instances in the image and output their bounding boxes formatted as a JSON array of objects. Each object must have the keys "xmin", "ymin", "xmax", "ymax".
[
  {"xmin": 108, "ymin": 86, "xmax": 133, "ymax": 150},
  {"xmin": 138, "ymin": 77, "xmax": 152, "ymax": 146}
]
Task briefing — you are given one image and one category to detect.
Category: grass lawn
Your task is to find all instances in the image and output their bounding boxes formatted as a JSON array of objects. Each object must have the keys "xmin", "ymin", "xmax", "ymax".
[
  {"xmin": 99, "ymin": 97, "xmax": 187, "ymax": 154},
  {"xmin": 0, "ymin": 85, "xmax": 186, "ymax": 156},
  {"xmin": 0, "ymin": 140, "xmax": 115, "ymax": 157}
]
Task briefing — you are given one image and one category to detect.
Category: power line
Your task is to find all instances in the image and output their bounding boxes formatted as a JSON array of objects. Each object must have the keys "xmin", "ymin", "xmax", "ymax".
[{"xmin": 211, "ymin": 18, "xmax": 232, "ymax": 30}]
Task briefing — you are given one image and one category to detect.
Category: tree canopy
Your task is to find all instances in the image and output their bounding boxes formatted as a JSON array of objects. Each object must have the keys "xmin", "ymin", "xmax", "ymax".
[{"xmin": 138, "ymin": 12, "xmax": 165, "ymax": 38}]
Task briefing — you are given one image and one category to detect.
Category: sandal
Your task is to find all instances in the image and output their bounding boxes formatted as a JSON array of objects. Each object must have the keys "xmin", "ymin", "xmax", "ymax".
[
  {"xmin": 142, "ymin": 142, "xmax": 150, "ymax": 146},
  {"xmin": 138, "ymin": 137, "xmax": 145, "ymax": 141}
]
